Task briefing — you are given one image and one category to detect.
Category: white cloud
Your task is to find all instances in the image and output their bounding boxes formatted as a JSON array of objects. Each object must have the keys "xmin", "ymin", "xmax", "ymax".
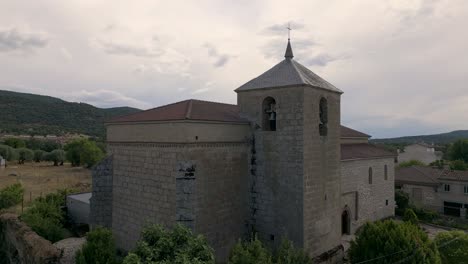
[
  {"xmin": 0, "ymin": 27, "xmax": 48, "ymax": 52},
  {"xmin": 69, "ymin": 89, "xmax": 152, "ymax": 109}
]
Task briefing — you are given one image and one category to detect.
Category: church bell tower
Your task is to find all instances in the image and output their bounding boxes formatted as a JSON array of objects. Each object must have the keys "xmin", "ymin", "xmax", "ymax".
[{"xmin": 235, "ymin": 38, "xmax": 343, "ymax": 258}]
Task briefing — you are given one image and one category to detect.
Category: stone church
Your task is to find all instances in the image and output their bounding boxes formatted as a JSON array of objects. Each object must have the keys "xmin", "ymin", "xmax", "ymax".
[{"xmin": 90, "ymin": 40, "xmax": 396, "ymax": 262}]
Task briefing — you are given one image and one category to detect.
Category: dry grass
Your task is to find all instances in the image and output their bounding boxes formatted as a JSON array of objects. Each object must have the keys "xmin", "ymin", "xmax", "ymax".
[{"xmin": 0, "ymin": 162, "xmax": 91, "ymax": 212}]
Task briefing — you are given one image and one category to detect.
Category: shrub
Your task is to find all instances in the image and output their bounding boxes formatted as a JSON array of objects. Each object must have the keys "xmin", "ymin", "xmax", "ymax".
[
  {"xmin": 450, "ymin": 160, "xmax": 468, "ymax": 171},
  {"xmin": 349, "ymin": 220, "xmax": 440, "ymax": 264},
  {"xmin": 20, "ymin": 190, "xmax": 71, "ymax": 242},
  {"xmin": 0, "ymin": 183, "xmax": 24, "ymax": 210},
  {"xmin": 435, "ymin": 231, "xmax": 468, "ymax": 264},
  {"xmin": 411, "ymin": 206, "xmax": 438, "ymax": 222},
  {"xmin": 403, "ymin": 208, "xmax": 418, "ymax": 225},
  {"xmin": 229, "ymin": 236, "xmax": 272, "ymax": 264},
  {"xmin": 398, "ymin": 159, "xmax": 426, "ymax": 168},
  {"xmin": 75, "ymin": 227, "xmax": 117, "ymax": 264},
  {"xmin": 395, "ymin": 189, "xmax": 410, "ymax": 216},
  {"xmin": 273, "ymin": 239, "xmax": 312, "ymax": 264},
  {"xmin": 123, "ymin": 224, "xmax": 214, "ymax": 264}
]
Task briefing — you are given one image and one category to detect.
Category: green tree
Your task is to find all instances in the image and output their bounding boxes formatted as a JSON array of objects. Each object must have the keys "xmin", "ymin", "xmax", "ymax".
[
  {"xmin": 398, "ymin": 160, "xmax": 426, "ymax": 168},
  {"xmin": 26, "ymin": 138, "xmax": 43, "ymax": 150},
  {"xmin": 349, "ymin": 220, "xmax": 441, "ymax": 264},
  {"xmin": 123, "ymin": 224, "xmax": 215, "ymax": 264},
  {"xmin": 34, "ymin": 149, "xmax": 46, "ymax": 162},
  {"xmin": 4, "ymin": 138, "xmax": 26, "ymax": 148},
  {"xmin": 395, "ymin": 190, "xmax": 410, "ymax": 216},
  {"xmin": 17, "ymin": 148, "xmax": 34, "ymax": 164},
  {"xmin": 80, "ymin": 140, "xmax": 104, "ymax": 168},
  {"xmin": 435, "ymin": 231, "xmax": 468, "ymax": 264},
  {"xmin": 448, "ymin": 139, "xmax": 468, "ymax": 163},
  {"xmin": 75, "ymin": 227, "xmax": 117, "ymax": 264},
  {"xmin": 273, "ymin": 239, "xmax": 312, "ymax": 264},
  {"xmin": 450, "ymin": 160, "xmax": 467, "ymax": 171},
  {"xmin": 46, "ymin": 149, "xmax": 66, "ymax": 166},
  {"xmin": 403, "ymin": 208, "xmax": 419, "ymax": 225},
  {"xmin": 0, "ymin": 144, "xmax": 16, "ymax": 161},
  {"xmin": 65, "ymin": 139, "xmax": 103, "ymax": 167},
  {"xmin": 229, "ymin": 236, "xmax": 272, "ymax": 264},
  {"xmin": 0, "ymin": 183, "xmax": 24, "ymax": 210}
]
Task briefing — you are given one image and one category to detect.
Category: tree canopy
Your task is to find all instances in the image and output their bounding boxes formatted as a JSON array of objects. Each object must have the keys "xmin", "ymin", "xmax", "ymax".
[
  {"xmin": 349, "ymin": 220, "xmax": 440, "ymax": 264},
  {"xmin": 435, "ymin": 231, "xmax": 468, "ymax": 264},
  {"xmin": 448, "ymin": 139, "xmax": 468, "ymax": 163},
  {"xmin": 123, "ymin": 224, "xmax": 215, "ymax": 264},
  {"xmin": 64, "ymin": 139, "xmax": 104, "ymax": 168}
]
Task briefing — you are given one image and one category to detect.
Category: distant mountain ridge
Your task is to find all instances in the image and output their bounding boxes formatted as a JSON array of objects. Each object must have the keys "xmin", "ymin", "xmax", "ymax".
[
  {"xmin": 371, "ymin": 130, "xmax": 468, "ymax": 144},
  {"xmin": 0, "ymin": 90, "xmax": 141, "ymax": 138}
]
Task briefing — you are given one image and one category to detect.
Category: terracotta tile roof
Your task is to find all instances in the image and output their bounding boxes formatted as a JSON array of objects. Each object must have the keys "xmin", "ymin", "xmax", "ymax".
[
  {"xmin": 107, "ymin": 100, "xmax": 374, "ymax": 142},
  {"xmin": 341, "ymin": 143, "xmax": 396, "ymax": 161},
  {"xmin": 395, "ymin": 166, "xmax": 440, "ymax": 186},
  {"xmin": 341, "ymin": 125, "xmax": 371, "ymax": 138},
  {"xmin": 107, "ymin": 99, "xmax": 248, "ymax": 123}
]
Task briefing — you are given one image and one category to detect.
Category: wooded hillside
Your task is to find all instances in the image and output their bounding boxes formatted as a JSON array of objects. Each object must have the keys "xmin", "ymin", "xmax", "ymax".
[{"xmin": 0, "ymin": 90, "xmax": 141, "ymax": 138}]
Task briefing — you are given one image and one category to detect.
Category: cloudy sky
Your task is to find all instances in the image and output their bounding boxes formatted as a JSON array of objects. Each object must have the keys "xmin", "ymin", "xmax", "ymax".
[{"xmin": 1, "ymin": 0, "xmax": 467, "ymax": 138}]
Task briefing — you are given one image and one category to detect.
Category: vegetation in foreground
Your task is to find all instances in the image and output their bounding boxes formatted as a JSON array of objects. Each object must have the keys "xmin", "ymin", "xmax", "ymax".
[
  {"xmin": 349, "ymin": 220, "xmax": 441, "ymax": 264},
  {"xmin": 0, "ymin": 183, "xmax": 24, "ymax": 211},
  {"xmin": 76, "ymin": 227, "xmax": 118, "ymax": 264},
  {"xmin": 20, "ymin": 189, "xmax": 73, "ymax": 243}
]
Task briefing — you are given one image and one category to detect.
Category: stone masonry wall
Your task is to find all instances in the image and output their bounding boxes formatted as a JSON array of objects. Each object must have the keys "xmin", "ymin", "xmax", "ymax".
[
  {"xmin": 341, "ymin": 157, "xmax": 395, "ymax": 233},
  {"xmin": 238, "ymin": 87, "xmax": 305, "ymax": 249},
  {"xmin": 90, "ymin": 155, "xmax": 113, "ymax": 229},
  {"xmin": 108, "ymin": 142, "xmax": 249, "ymax": 261},
  {"xmin": 302, "ymin": 87, "xmax": 342, "ymax": 257},
  {"xmin": 0, "ymin": 213, "xmax": 61, "ymax": 264}
]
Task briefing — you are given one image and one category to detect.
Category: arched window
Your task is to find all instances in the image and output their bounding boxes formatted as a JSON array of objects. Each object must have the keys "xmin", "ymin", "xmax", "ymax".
[
  {"xmin": 368, "ymin": 167, "xmax": 373, "ymax": 184},
  {"xmin": 262, "ymin": 97, "xmax": 276, "ymax": 131},
  {"xmin": 384, "ymin": 165, "xmax": 388, "ymax": 180},
  {"xmin": 319, "ymin": 97, "xmax": 328, "ymax": 136}
]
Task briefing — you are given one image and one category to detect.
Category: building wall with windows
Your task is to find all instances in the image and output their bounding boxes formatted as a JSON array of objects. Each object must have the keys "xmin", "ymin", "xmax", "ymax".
[{"xmin": 341, "ymin": 157, "xmax": 395, "ymax": 234}]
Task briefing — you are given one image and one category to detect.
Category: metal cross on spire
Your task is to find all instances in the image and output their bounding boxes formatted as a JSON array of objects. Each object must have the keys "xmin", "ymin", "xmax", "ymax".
[{"xmin": 287, "ymin": 23, "xmax": 292, "ymax": 40}]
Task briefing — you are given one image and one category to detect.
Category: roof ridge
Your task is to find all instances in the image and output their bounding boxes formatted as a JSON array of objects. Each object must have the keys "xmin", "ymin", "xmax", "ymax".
[
  {"xmin": 189, "ymin": 99, "xmax": 238, "ymax": 107},
  {"xmin": 289, "ymin": 59, "xmax": 308, "ymax": 84},
  {"xmin": 109, "ymin": 99, "xmax": 191, "ymax": 121}
]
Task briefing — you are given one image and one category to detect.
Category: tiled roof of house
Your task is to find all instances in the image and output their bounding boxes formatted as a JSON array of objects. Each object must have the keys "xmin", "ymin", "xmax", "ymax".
[
  {"xmin": 107, "ymin": 99, "xmax": 248, "ymax": 124},
  {"xmin": 341, "ymin": 143, "xmax": 396, "ymax": 161},
  {"xmin": 396, "ymin": 166, "xmax": 468, "ymax": 185},
  {"xmin": 235, "ymin": 41, "xmax": 343, "ymax": 94},
  {"xmin": 341, "ymin": 125, "xmax": 371, "ymax": 138},
  {"xmin": 395, "ymin": 166, "xmax": 440, "ymax": 186}
]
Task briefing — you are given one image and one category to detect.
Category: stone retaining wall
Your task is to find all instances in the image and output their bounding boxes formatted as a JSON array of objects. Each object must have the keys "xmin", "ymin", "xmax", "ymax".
[{"xmin": 0, "ymin": 213, "xmax": 61, "ymax": 264}]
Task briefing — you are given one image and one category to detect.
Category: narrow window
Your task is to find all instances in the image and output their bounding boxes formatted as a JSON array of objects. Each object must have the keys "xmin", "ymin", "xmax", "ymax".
[
  {"xmin": 319, "ymin": 97, "xmax": 328, "ymax": 136},
  {"xmin": 368, "ymin": 167, "xmax": 373, "ymax": 184},
  {"xmin": 384, "ymin": 165, "xmax": 388, "ymax": 180},
  {"xmin": 262, "ymin": 97, "xmax": 276, "ymax": 131},
  {"xmin": 386, "ymin": 200, "xmax": 389, "ymax": 206},
  {"xmin": 444, "ymin": 184, "xmax": 450, "ymax": 192},
  {"xmin": 464, "ymin": 185, "xmax": 468, "ymax": 194}
]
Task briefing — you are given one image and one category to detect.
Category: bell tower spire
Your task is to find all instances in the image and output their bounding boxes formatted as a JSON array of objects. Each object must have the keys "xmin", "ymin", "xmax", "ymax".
[{"xmin": 285, "ymin": 23, "xmax": 294, "ymax": 59}]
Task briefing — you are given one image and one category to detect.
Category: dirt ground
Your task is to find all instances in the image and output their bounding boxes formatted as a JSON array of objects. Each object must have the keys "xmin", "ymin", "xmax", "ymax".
[{"xmin": 0, "ymin": 162, "xmax": 91, "ymax": 212}]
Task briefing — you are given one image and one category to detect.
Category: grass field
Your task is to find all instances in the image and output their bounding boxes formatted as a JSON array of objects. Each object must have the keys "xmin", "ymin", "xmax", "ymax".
[{"xmin": 0, "ymin": 162, "xmax": 91, "ymax": 212}]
